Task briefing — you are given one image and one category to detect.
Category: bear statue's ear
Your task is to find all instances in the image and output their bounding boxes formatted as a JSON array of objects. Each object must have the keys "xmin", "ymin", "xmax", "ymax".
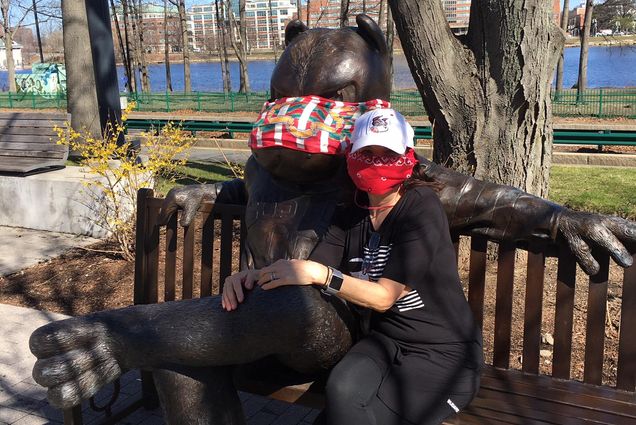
[
  {"xmin": 285, "ymin": 20, "xmax": 309, "ymax": 46},
  {"xmin": 355, "ymin": 14, "xmax": 388, "ymax": 55}
]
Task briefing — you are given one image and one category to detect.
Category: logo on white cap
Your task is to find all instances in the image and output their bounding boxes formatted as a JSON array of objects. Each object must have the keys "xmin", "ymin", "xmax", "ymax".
[{"xmin": 370, "ymin": 116, "xmax": 390, "ymax": 133}]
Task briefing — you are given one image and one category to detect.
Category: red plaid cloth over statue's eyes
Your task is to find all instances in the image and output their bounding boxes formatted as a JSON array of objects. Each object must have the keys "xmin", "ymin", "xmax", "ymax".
[{"xmin": 249, "ymin": 96, "xmax": 391, "ymax": 155}]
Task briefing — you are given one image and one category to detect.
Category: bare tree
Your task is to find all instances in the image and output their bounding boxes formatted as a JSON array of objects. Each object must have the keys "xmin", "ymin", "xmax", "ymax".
[
  {"xmin": 215, "ymin": 0, "xmax": 231, "ymax": 93},
  {"xmin": 32, "ymin": 0, "xmax": 43, "ymax": 61},
  {"xmin": 388, "ymin": 0, "xmax": 564, "ymax": 196},
  {"xmin": 164, "ymin": 0, "xmax": 173, "ymax": 92},
  {"xmin": 267, "ymin": 0, "xmax": 278, "ymax": 63},
  {"xmin": 61, "ymin": 0, "xmax": 100, "ymax": 137},
  {"xmin": 169, "ymin": 0, "xmax": 190, "ymax": 93},
  {"xmin": 555, "ymin": 0, "xmax": 570, "ymax": 94},
  {"xmin": 128, "ymin": 0, "xmax": 151, "ymax": 93},
  {"xmin": 0, "ymin": 0, "xmax": 38, "ymax": 92},
  {"xmin": 226, "ymin": 0, "xmax": 250, "ymax": 92},
  {"xmin": 577, "ymin": 0, "xmax": 594, "ymax": 99},
  {"xmin": 340, "ymin": 0, "xmax": 350, "ymax": 27},
  {"xmin": 110, "ymin": 0, "xmax": 133, "ymax": 93}
]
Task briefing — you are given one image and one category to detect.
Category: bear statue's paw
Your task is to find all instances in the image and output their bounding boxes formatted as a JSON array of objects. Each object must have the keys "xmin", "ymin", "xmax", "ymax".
[{"xmin": 29, "ymin": 318, "xmax": 123, "ymax": 408}]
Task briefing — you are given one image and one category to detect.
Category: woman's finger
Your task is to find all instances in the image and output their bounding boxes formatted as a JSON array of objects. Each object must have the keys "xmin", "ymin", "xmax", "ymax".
[{"xmin": 232, "ymin": 279, "xmax": 245, "ymax": 303}]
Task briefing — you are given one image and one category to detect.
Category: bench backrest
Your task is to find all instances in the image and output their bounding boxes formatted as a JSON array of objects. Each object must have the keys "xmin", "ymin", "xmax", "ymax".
[
  {"xmin": 134, "ymin": 188, "xmax": 636, "ymax": 393},
  {"xmin": 0, "ymin": 111, "xmax": 70, "ymax": 173}
]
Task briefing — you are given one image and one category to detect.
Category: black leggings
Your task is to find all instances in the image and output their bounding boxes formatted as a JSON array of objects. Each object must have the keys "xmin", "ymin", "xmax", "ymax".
[{"xmin": 323, "ymin": 335, "xmax": 480, "ymax": 425}]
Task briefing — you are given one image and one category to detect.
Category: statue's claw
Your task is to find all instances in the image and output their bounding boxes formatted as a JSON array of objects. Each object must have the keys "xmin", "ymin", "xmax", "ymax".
[
  {"xmin": 558, "ymin": 210, "xmax": 635, "ymax": 276},
  {"xmin": 30, "ymin": 319, "xmax": 122, "ymax": 409}
]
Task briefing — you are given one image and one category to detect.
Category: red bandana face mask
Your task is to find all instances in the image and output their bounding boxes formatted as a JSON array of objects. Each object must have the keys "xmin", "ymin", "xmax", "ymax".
[
  {"xmin": 249, "ymin": 96, "xmax": 390, "ymax": 155},
  {"xmin": 346, "ymin": 149, "xmax": 418, "ymax": 195}
]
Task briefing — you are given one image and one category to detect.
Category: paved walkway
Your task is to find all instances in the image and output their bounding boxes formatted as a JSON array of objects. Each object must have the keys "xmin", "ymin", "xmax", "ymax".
[
  {"xmin": 0, "ymin": 227, "xmax": 99, "ymax": 277},
  {"xmin": 0, "ymin": 303, "xmax": 320, "ymax": 425}
]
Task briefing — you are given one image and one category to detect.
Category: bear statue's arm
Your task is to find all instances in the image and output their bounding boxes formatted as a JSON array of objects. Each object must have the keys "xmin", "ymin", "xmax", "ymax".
[
  {"xmin": 420, "ymin": 157, "xmax": 636, "ymax": 276},
  {"xmin": 158, "ymin": 179, "xmax": 248, "ymax": 226}
]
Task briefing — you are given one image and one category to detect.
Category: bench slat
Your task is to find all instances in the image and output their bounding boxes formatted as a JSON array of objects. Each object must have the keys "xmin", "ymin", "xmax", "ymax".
[
  {"xmin": 468, "ymin": 237, "xmax": 487, "ymax": 330},
  {"xmin": 0, "ymin": 118, "xmax": 68, "ymax": 128},
  {"xmin": 219, "ymin": 211, "xmax": 234, "ymax": 284},
  {"xmin": 0, "ymin": 150, "xmax": 66, "ymax": 159},
  {"xmin": 584, "ymin": 251, "xmax": 609, "ymax": 385},
  {"xmin": 472, "ymin": 387, "xmax": 633, "ymax": 424},
  {"xmin": 493, "ymin": 243, "xmax": 515, "ymax": 369},
  {"xmin": 200, "ymin": 211, "xmax": 214, "ymax": 298},
  {"xmin": 0, "ymin": 112, "xmax": 68, "ymax": 120},
  {"xmin": 0, "ymin": 126, "xmax": 59, "ymax": 136},
  {"xmin": 0, "ymin": 158, "xmax": 65, "ymax": 173},
  {"xmin": 522, "ymin": 243, "xmax": 545, "ymax": 374},
  {"xmin": 553, "ymin": 247, "xmax": 577, "ymax": 380},
  {"xmin": 145, "ymin": 204, "xmax": 160, "ymax": 305},
  {"xmin": 0, "ymin": 134, "xmax": 60, "ymax": 143},
  {"xmin": 164, "ymin": 214, "xmax": 178, "ymax": 302},
  {"xmin": 0, "ymin": 141, "xmax": 67, "ymax": 150},
  {"xmin": 182, "ymin": 223, "xmax": 195, "ymax": 300},
  {"xmin": 617, "ymin": 254, "xmax": 636, "ymax": 391}
]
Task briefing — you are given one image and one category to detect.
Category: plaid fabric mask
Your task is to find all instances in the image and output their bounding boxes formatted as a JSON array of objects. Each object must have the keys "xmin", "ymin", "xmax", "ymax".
[{"xmin": 249, "ymin": 96, "xmax": 390, "ymax": 155}]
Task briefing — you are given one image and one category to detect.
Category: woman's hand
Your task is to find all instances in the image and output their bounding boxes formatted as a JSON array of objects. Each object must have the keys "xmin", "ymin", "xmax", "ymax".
[
  {"xmin": 221, "ymin": 269, "xmax": 259, "ymax": 311},
  {"xmin": 257, "ymin": 259, "xmax": 328, "ymax": 290}
]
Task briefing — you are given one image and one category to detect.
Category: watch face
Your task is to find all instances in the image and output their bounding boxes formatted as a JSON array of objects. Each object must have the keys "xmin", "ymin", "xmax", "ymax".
[{"xmin": 329, "ymin": 269, "xmax": 344, "ymax": 292}]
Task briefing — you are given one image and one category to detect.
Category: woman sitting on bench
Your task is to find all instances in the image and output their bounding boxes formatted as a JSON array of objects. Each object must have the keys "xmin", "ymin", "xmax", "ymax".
[{"xmin": 223, "ymin": 108, "xmax": 484, "ymax": 425}]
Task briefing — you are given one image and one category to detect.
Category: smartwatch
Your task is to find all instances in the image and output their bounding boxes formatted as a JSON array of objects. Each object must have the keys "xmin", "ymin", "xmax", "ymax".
[{"xmin": 322, "ymin": 267, "xmax": 344, "ymax": 296}]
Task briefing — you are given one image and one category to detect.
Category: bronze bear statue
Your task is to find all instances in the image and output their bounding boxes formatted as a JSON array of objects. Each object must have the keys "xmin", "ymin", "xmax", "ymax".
[{"xmin": 30, "ymin": 15, "xmax": 635, "ymax": 424}]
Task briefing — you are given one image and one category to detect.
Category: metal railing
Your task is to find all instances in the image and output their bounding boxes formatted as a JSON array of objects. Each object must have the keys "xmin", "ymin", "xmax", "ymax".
[{"xmin": 1, "ymin": 89, "xmax": 635, "ymax": 119}]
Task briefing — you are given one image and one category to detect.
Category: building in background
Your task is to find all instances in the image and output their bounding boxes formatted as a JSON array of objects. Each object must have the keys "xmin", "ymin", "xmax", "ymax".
[
  {"xmin": 188, "ymin": 1, "xmax": 295, "ymax": 52},
  {"xmin": 111, "ymin": 4, "xmax": 180, "ymax": 55},
  {"xmin": 553, "ymin": 0, "xmax": 561, "ymax": 26},
  {"xmin": 244, "ymin": 0, "xmax": 296, "ymax": 50},
  {"xmin": 0, "ymin": 40, "xmax": 23, "ymax": 71},
  {"xmin": 443, "ymin": 0, "xmax": 471, "ymax": 34},
  {"xmin": 304, "ymin": 0, "xmax": 384, "ymax": 29}
]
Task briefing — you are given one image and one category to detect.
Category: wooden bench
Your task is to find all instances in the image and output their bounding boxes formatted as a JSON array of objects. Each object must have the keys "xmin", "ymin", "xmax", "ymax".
[
  {"xmin": 62, "ymin": 188, "xmax": 636, "ymax": 424},
  {"xmin": 0, "ymin": 111, "xmax": 69, "ymax": 175}
]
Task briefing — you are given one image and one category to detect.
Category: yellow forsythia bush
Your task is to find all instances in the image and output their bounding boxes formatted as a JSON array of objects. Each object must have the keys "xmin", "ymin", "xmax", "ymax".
[{"xmin": 56, "ymin": 103, "xmax": 194, "ymax": 261}]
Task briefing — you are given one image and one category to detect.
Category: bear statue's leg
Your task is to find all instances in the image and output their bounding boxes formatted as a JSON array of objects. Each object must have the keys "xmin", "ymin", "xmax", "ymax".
[
  {"xmin": 30, "ymin": 286, "xmax": 354, "ymax": 408},
  {"xmin": 153, "ymin": 366, "xmax": 245, "ymax": 425}
]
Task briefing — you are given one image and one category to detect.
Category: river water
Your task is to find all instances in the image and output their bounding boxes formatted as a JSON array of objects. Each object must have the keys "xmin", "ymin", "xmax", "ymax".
[{"xmin": 1, "ymin": 45, "xmax": 635, "ymax": 92}]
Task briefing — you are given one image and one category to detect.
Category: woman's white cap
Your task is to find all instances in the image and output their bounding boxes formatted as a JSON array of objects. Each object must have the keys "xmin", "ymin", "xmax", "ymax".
[{"xmin": 350, "ymin": 108, "xmax": 415, "ymax": 154}]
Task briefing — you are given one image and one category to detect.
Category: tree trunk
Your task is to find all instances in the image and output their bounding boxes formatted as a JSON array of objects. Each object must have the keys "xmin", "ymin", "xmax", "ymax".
[
  {"xmin": 306, "ymin": 0, "xmax": 311, "ymax": 27},
  {"xmin": 61, "ymin": 0, "xmax": 101, "ymax": 138},
  {"xmin": 388, "ymin": 0, "xmax": 564, "ymax": 197},
  {"xmin": 555, "ymin": 0, "xmax": 570, "ymax": 93},
  {"xmin": 215, "ymin": 0, "xmax": 231, "ymax": 94},
  {"xmin": 121, "ymin": 0, "xmax": 137, "ymax": 93},
  {"xmin": 128, "ymin": 1, "xmax": 147, "ymax": 93},
  {"xmin": 33, "ymin": 0, "xmax": 44, "ymax": 62},
  {"xmin": 164, "ymin": 0, "xmax": 173, "ymax": 92},
  {"xmin": 227, "ymin": 0, "xmax": 250, "ymax": 93},
  {"xmin": 378, "ymin": 0, "xmax": 385, "ymax": 32},
  {"xmin": 1, "ymin": 3, "xmax": 15, "ymax": 92},
  {"xmin": 136, "ymin": 0, "xmax": 151, "ymax": 92},
  {"xmin": 178, "ymin": 0, "xmax": 191, "ymax": 93},
  {"xmin": 111, "ymin": 0, "xmax": 132, "ymax": 93},
  {"xmin": 577, "ymin": 0, "xmax": 594, "ymax": 100},
  {"xmin": 386, "ymin": 3, "xmax": 394, "ymax": 82},
  {"xmin": 268, "ymin": 0, "xmax": 279, "ymax": 63},
  {"xmin": 296, "ymin": 0, "xmax": 302, "ymax": 21},
  {"xmin": 340, "ymin": 0, "xmax": 350, "ymax": 27}
]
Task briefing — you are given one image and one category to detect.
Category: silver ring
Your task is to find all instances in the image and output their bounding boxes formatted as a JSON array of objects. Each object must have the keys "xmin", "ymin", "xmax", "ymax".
[{"xmin": 271, "ymin": 272, "xmax": 277, "ymax": 281}]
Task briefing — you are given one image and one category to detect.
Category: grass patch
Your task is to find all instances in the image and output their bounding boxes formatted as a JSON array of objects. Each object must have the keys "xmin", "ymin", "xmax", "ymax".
[
  {"xmin": 155, "ymin": 160, "xmax": 236, "ymax": 196},
  {"xmin": 549, "ymin": 165, "xmax": 636, "ymax": 219}
]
